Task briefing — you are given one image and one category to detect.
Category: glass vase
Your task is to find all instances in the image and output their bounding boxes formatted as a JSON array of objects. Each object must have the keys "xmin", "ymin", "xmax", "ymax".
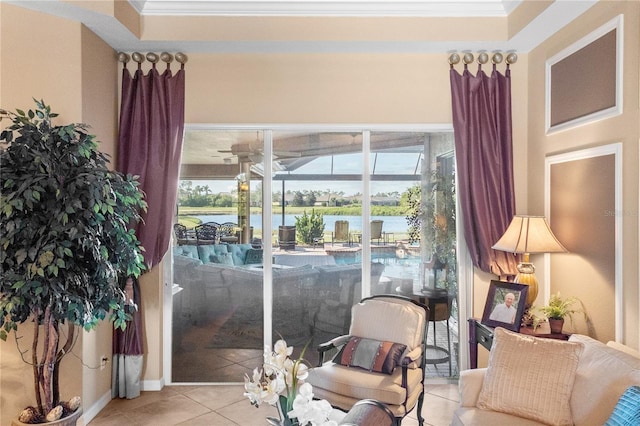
[{"xmin": 266, "ymin": 396, "xmax": 297, "ymax": 426}]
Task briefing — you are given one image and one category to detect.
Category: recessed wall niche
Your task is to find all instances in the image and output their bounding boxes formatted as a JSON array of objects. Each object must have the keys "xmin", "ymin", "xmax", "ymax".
[{"xmin": 546, "ymin": 15, "xmax": 623, "ymax": 133}]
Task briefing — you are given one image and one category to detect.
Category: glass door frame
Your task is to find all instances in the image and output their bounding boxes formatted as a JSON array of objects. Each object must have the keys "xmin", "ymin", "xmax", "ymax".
[{"xmin": 164, "ymin": 123, "xmax": 473, "ymax": 384}]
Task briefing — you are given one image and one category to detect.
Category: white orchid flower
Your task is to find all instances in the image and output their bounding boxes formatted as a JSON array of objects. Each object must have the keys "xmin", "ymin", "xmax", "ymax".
[
  {"xmin": 295, "ymin": 362, "xmax": 309, "ymax": 381},
  {"xmin": 243, "ymin": 368, "xmax": 264, "ymax": 406},
  {"xmin": 298, "ymin": 382, "xmax": 314, "ymax": 400},
  {"xmin": 262, "ymin": 377, "xmax": 283, "ymax": 405},
  {"xmin": 288, "ymin": 385, "xmax": 334, "ymax": 426},
  {"xmin": 274, "ymin": 339, "xmax": 293, "ymax": 358}
]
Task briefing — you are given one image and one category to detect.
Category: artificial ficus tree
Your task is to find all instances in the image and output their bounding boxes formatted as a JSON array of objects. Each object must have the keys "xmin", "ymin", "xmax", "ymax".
[{"xmin": 0, "ymin": 100, "xmax": 146, "ymax": 422}]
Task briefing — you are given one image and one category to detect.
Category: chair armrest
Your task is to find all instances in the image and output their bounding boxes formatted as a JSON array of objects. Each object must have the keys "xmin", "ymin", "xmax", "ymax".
[
  {"xmin": 458, "ymin": 368, "xmax": 487, "ymax": 407},
  {"xmin": 317, "ymin": 335, "xmax": 351, "ymax": 366},
  {"xmin": 401, "ymin": 347, "xmax": 422, "ymax": 369}
]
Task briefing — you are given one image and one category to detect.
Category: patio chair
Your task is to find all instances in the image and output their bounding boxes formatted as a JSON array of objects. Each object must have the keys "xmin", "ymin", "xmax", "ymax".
[
  {"xmin": 173, "ymin": 223, "xmax": 196, "ymax": 245},
  {"xmin": 218, "ymin": 222, "xmax": 239, "ymax": 244},
  {"xmin": 371, "ymin": 220, "xmax": 384, "ymax": 245},
  {"xmin": 332, "ymin": 220, "xmax": 351, "ymax": 246},
  {"xmin": 194, "ymin": 222, "xmax": 219, "ymax": 245},
  {"xmin": 308, "ymin": 295, "xmax": 429, "ymax": 426}
]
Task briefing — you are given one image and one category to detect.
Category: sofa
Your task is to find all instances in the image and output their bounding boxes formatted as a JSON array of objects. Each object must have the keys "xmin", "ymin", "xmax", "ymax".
[
  {"xmin": 172, "ymin": 243, "xmax": 264, "ymax": 323},
  {"xmin": 172, "ymin": 244, "xmax": 387, "ymax": 336},
  {"xmin": 452, "ymin": 327, "xmax": 640, "ymax": 426}
]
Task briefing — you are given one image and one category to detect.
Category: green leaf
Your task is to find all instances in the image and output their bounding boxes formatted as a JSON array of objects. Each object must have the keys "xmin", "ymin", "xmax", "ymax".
[
  {"xmin": 11, "ymin": 281, "xmax": 25, "ymax": 290},
  {"xmin": 38, "ymin": 251, "xmax": 54, "ymax": 267},
  {"xmin": 16, "ymin": 249, "xmax": 27, "ymax": 265}
]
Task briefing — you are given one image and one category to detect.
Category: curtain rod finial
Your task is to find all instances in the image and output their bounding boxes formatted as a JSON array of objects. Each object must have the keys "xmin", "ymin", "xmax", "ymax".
[
  {"xmin": 146, "ymin": 53, "xmax": 159, "ymax": 64},
  {"xmin": 132, "ymin": 52, "xmax": 145, "ymax": 63},
  {"xmin": 175, "ymin": 52, "xmax": 188, "ymax": 64}
]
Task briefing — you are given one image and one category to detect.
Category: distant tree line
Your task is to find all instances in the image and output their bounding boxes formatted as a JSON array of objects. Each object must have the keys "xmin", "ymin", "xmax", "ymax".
[{"xmin": 178, "ymin": 180, "xmax": 408, "ymax": 209}]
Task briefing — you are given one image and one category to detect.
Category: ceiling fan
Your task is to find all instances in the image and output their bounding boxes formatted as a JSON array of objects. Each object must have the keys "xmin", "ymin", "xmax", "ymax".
[{"xmin": 219, "ymin": 131, "xmax": 301, "ymax": 163}]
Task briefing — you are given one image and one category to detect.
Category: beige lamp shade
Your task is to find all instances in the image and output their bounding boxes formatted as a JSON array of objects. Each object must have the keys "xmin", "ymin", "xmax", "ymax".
[
  {"xmin": 492, "ymin": 215, "xmax": 567, "ymax": 254},
  {"xmin": 492, "ymin": 215, "xmax": 567, "ymax": 306}
]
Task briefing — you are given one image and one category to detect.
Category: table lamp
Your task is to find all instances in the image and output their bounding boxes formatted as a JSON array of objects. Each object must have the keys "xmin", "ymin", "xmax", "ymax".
[{"xmin": 492, "ymin": 215, "xmax": 567, "ymax": 306}]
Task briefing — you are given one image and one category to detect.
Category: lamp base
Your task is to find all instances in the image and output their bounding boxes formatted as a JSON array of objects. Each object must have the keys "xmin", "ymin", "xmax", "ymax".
[{"xmin": 513, "ymin": 262, "xmax": 538, "ymax": 306}]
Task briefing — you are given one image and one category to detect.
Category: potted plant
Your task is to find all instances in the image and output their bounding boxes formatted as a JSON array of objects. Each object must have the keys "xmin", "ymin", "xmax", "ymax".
[
  {"xmin": 538, "ymin": 292, "xmax": 586, "ymax": 334},
  {"xmin": 405, "ymin": 167, "xmax": 457, "ymax": 293},
  {"xmin": 0, "ymin": 100, "xmax": 146, "ymax": 424}
]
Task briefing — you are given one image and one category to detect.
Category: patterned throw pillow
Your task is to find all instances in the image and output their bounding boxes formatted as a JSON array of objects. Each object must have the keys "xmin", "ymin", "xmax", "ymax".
[
  {"xmin": 334, "ymin": 336, "xmax": 406, "ymax": 375},
  {"xmin": 244, "ymin": 248, "xmax": 263, "ymax": 265},
  {"xmin": 605, "ymin": 386, "xmax": 640, "ymax": 426}
]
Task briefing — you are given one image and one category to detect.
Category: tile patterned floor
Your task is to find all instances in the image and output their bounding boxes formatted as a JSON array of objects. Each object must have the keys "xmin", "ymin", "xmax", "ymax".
[{"xmin": 87, "ymin": 382, "xmax": 460, "ymax": 426}]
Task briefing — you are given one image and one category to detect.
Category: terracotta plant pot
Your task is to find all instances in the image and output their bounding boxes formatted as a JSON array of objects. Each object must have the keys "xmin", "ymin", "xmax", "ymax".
[
  {"xmin": 12, "ymin": 408, "xmax": 82, "ymax": 426},
  {"xmin": 549, "ymin": 318, "xmax": 565, "ymax": 334}
]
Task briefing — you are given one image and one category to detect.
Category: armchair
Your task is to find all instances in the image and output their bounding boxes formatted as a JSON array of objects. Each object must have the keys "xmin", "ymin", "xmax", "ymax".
[{"xmin": 307, "ymin": 295, "xmax": 429, "ymax": 426}]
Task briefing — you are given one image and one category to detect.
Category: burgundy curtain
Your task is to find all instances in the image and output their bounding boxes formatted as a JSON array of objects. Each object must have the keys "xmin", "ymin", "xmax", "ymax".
[
  {"xmin": 118, "ymin": 60, "xmax": 185, "ymax": 268},
  {"xmin": 450, "ymin": 63, "xmax": 518, "ymax": 276},
  {"xmin": 112, "ymin": 276, "xmax": 144, "ymax": 399}
]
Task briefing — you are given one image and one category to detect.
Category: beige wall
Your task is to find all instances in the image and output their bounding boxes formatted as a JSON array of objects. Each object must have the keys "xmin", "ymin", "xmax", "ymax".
[
  {"xmin": 186, "ymin": 53, "xmax": 452, "ymax": 124},
  {"xmin": 527, "ymin": 1, "xmax": 640, "ymax": 348},
  {"xmin": 79, "ymin": 24, "xmax": 120, "ymax": 411},
  {"xmin": 0, "ymin": 4, "xmax": 118, "ymax": 425}
]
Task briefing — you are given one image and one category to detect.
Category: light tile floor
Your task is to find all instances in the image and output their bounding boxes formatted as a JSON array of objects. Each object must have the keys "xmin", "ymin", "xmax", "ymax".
[{"xmin": 87, "ymin": 382, "xmax": 459, "ymax": 426}]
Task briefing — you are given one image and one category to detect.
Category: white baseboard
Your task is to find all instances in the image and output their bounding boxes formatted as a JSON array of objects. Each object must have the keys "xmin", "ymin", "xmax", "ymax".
[
  {"xmin": 141, "ymin": 377, "xmax": 165, "ymax": 391},
  {"xmin": 81, "ymin": 379, "xmax": 165, "ymax": 424},
  {"xmin": 81, "ymin": 390, "xmax": 112, "ymax": 425}
]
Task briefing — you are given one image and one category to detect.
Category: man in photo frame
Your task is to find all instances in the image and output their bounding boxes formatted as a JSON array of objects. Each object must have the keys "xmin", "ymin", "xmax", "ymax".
[{"xmin": 489, "ymin": 292, "xmax": 517, "ymax": 324}]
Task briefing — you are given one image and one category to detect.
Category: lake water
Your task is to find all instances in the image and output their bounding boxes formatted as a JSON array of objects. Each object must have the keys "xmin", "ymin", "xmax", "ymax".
[{"xmin": 193, "ymin": 214, "xmax": 410, "ymax": 233}]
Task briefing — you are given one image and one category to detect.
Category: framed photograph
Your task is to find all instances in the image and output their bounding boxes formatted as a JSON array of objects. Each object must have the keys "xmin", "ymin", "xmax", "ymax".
[{"xmin": 481, "ymin": 280, "xmax": 529, "ymax": 332}]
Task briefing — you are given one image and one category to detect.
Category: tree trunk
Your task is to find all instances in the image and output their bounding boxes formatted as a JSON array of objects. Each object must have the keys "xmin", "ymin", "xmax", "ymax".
[
  {"xmin": 41, "ymin": 306, "xmax": 59, "ymax": 415},
  {"xmin": 54, "ymin": 323, "xmax": 76, "ymax": 405},
  {"xmin": 31, "ymin": 315, "xmax": 42, "ymax": 415}
]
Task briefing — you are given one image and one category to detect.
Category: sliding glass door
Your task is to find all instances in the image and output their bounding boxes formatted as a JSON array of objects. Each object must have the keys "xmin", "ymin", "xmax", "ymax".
[{"xmin": 171, "ymin": 127, "xmax": 459, "ymax": 383}]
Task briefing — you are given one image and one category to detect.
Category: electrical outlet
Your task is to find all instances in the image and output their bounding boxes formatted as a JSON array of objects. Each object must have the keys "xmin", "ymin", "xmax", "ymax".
[{"xmin": 100, "ymin": 355, "xmax": 108, "ymax": 370}]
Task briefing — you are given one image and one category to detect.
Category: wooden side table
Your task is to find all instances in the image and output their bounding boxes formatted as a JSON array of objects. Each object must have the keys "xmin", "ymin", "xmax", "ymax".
[{"xmin": 468, "ymin": 318, "xmax": 570, "ymax": 369}]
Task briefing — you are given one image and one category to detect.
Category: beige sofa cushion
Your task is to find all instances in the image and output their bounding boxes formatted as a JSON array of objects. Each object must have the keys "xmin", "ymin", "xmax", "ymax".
[
  {"xmin": 569, "ymin": 334, "xmax": 640, "ymax": 426},
  {"xmin": 477, "ymin": 328, "xmax": 583, "ymax": 426},
  {"xmin": 307, "ymin": 361, "xmax": 423, "ymax": 406},
  {"xmin": 607, "ymin": 340, "xmax": 640, "ymax": 358}
]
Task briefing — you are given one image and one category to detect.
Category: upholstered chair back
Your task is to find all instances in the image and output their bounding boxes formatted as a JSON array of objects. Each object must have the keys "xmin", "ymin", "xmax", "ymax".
[{"xmin": 349, "ymin": 297, "xmax": 426, "ymax": 351}]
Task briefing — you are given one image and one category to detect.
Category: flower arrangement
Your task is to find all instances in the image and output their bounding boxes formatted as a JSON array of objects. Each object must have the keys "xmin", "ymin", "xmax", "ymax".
[{"xmin": 244, "ymin": 339, "xmax": 337, "ymax": 426}]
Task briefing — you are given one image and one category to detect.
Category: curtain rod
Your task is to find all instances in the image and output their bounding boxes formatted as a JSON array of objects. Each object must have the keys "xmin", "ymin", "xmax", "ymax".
[
  {"xmin": 117, "ymin": 52, "xmax": 188, "ymax": 66},
  {"xmin": 448, "ymin": 51, "xmax": 517, "ymax": 66}
]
